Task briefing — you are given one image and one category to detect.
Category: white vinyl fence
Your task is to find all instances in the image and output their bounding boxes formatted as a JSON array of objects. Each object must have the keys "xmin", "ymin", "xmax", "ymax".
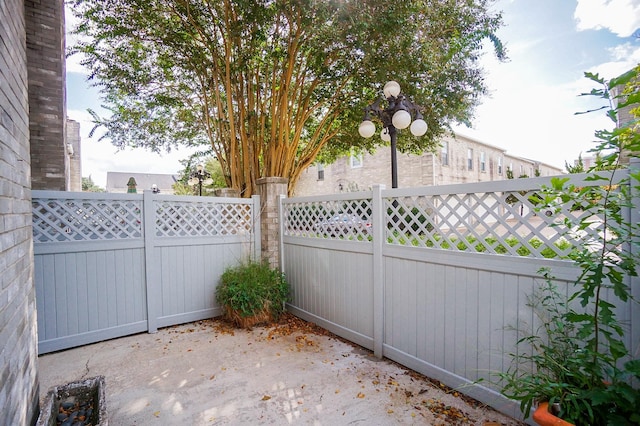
[
  {"xmin": 280, "ymin": 170, "xmax": 640, "ymax": 421},
  {"xmin": 32, "ymin": 190, "xmax": 260, "ymax": 354}
]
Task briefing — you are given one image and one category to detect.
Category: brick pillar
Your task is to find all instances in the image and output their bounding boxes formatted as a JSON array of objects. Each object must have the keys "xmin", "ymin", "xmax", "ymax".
[
  {"xmin": 1, "ymin": 0, "xmax": 40, "ymax": 424},
  {"xmin": 25, "ymin": 0, "xmax": 68, "ymax": 190},
  {"xmin": 256, "ymin": 177, "xmax": 288, "ymax": 269},
  {"xmin": 67, "ymin": 118, "xmax": 82, "ymax": 192}
]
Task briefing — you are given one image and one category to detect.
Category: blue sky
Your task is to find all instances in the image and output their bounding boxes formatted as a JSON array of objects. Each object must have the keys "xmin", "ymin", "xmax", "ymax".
[
  {"xmin": 454, "ymin": 0, "xmax": 640, "ymax": 167},
  {"xmin": 65, "ymin": 0, "xmax": 640, "ymax": 188}
]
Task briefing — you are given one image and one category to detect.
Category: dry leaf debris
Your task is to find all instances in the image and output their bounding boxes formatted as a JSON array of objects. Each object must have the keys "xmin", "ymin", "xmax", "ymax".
[{"xmin": 156, "ymin": 314, "xmax": 523, "ymax": 426}]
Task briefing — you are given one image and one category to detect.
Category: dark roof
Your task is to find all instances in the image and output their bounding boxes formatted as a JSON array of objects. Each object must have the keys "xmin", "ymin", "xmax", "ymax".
[{"xmin": 106, "ymin": 172, "xmax": 179, "ymax": 193}]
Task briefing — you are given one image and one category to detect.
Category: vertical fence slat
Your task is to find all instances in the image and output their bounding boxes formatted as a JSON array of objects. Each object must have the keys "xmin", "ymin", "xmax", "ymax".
[
  {"xmin": 372, "ymin": 184, "xmax": 385, "ymax": 358},
  {"xmin": 143, "ymin": 190, "xmax": 159, "ymax": 333}
]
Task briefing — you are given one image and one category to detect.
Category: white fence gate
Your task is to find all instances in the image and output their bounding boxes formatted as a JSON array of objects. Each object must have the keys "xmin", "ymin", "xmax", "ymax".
[
  {"xmin": 32, "ymin": 190, "xmax": 260, "ymax": 354},
  {"xmin": 280, "ymin": 170, "xmax": 640, "ymax": 421}
]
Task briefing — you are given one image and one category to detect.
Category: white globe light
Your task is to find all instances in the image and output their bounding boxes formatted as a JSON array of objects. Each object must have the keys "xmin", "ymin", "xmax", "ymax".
[
  {"xmin": 410, "ymin": 118, "xmax": 428, "ymax": 136},
  {"xmin": 358, "ymin": 120, "xmax": 376, "ymax": 138},
  {"xmin": 188, "ymin": 177, "xmax": 198, "ymax": 186},
  {"xmin": 380, "ymin": 127, "xmax": 391, "ymax": 142},
  {"xmin": 383, "ymin": 81, "xmax": 401, "ymax": 98},
  {"xmin": 392, "ymin": 109, "xmax": 411, "ymax": 129}
]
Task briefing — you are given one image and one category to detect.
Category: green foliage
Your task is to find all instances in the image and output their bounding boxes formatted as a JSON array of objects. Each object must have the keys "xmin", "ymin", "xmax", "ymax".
[
  {"xmin": 69, "ymin": 0, "xmax": 505, "ymax": 196},
  {"xmin": 216, "ymin": 261, "xmax": 289, "ymax": 322},
  {"xmin": 387, "ymin": 206, "xmax": 434, "ymax": 234},
  {"xmin": 500, "ymin": 66, "xmax": 640, "ymax": 424},
  {"xmin": 499, "ymin": 273, "xmax": 640, "ymax": 425},
  {"xmin": 81, "ymin": 176, "xmax": 105, "ymax": 192},
  {"xmin": 387, "ymin": 232, "xmax": 572, "ymax": 258},
  {"xmin": 506, "ymin": 167, "xmax": 514, "ymax": 179},
  {"xmin": 566, "ymin": 154, "xmax": 586, "ymax": 173}
]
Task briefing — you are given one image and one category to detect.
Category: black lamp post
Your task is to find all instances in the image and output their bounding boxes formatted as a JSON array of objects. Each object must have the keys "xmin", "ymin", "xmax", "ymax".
[
  {"xmin": 358, "ymin": 81, "xmax": 427, "ymax": 188},
  {"xmin": 188, "ymin": 164, "xmax": 213, "ymax": 196}
]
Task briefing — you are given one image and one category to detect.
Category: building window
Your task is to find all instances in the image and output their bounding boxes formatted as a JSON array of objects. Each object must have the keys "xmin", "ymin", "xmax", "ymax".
[
  {"xmin": 480, "ymin": 151, "xmax": 486, "ymax": 172},
  {"xmin": 317, "ymin": 163, "xmax": 324, "ymax": 181},
  {"xmin": 467, "ymin": 148, "xmax": 473, "ymax": 170},
  {"xmin": 497, "ymin": 156, "xmax": 503, "ymax": 175},
  {"xmin": 440, "ymin": 141, "xmax": 449, "ymax": 166},
  {"xmin": 350, "ymin": 153, "xmax": 363, "ymax": 168},
  {"xmin": 519, "ymin": 164, "xmax": 524, "ymax": 176}
]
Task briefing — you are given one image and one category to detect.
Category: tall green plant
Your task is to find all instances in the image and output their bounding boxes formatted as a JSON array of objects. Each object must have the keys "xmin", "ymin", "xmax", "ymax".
[
  {"xmin": 216, "ymin": 261, "xmax": 289, "ymax": 328},
  {"xmin": 499, "ymin": 67, "xmax": 640, "ymax": 425}
]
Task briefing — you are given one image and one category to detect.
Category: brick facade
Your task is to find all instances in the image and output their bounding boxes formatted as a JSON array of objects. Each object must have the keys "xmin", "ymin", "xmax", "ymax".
[
  {"xmin": 294, "ymin": 133, "xmax": 563, "ymax": 196},
  {"xmin": 66, "ymin": 118, "xmax": 81, "ymax": 192},
  {"xmin": 0, "ymin": 0, "xmax": 40, "ymax": 424},
  {"xmin": 25, "ymin": 0, "xmax": 68, "ymax": 191}
]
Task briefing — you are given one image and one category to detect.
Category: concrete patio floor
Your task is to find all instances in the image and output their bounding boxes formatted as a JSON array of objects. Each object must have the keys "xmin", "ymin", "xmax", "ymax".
[{"xmin": 38, "ymin": 315, "xmax": 525, "ymax": 425}]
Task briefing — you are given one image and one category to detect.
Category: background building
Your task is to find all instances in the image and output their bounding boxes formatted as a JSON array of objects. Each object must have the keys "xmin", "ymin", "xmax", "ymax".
[
  {"xmin": 294, "ymin": 132, "xmax": 564, "ymax": 196},
  {"xmin": 67, "ymin": 118, "xmax": 82, "ymax": 191}
]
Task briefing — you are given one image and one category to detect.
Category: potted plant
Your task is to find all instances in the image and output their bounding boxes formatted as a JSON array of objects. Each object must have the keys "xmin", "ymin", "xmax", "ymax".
[
  {"xmin": 216, "ymin": 260, "xmax": 289, "ymax": 328},
  {"xmin": 499, "ymin": 67, "xmax": 640, "ymax": 425}
]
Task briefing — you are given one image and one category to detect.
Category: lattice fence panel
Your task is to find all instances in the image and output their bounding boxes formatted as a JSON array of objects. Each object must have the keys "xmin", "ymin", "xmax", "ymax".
[
  {"xmin": 155, "ymin": 200, "xmax": 253, "ymax": 237},
  {"xmin": 284, "ymin": 198, "xmax": 373, "ymax": 241},
  {"xmin": 32, "ymin": 198, "xmax": 143, "ymax": 243},
  {"xmin": 385, "ymin": 188, "xmax": 603, "ymax": 259}
]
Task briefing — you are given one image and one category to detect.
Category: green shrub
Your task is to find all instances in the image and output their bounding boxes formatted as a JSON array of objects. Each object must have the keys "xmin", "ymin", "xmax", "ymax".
[
  {"xmin": 388, "ymin": 230, "xmax": 579, "ymax": 259},
  {"xmin": 387, "ymin": 206, "xmax": 434, "ymax": 234},
  {"xmin": 499, "ymin": 271, "xmax": 640, "ymax": 424},
  {"xmin": 216, "ymin": 261, "xmax": 289, "ymax": 328}
]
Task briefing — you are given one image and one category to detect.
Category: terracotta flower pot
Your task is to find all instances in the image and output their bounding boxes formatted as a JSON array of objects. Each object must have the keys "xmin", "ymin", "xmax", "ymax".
[{"xmin": 532, "ymin": 402, "xmax": 574, "ymax": 426}]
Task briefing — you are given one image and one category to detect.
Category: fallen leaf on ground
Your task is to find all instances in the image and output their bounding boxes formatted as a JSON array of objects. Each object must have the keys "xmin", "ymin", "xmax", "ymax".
[{"xmin": 262, "ymin": 395, "xmax": 271, "ymax": 401}]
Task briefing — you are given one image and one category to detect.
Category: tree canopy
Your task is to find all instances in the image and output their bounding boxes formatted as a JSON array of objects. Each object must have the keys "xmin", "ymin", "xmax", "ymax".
[
  {"xmin": 82, "ymin": 176, "xmax": 105, "ymax": 192},
  {"xmin": 70, "ymin": 0, "xmax": 506, "ymax": 196}
]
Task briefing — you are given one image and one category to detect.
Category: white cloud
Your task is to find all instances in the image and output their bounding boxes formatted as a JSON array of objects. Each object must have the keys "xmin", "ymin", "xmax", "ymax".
[
  {"xmin": 64, "ymin": 5, "xmax": 89, "ymax": 74},
  {"xmin": 574, "ymin": 0, "xmax": 640, "ymax": 37},
  {"xmin": 457, "ymin": 76, "xmax": 609, "ymax": 169},
  {"xmin": 579, "ymin": 42, "xmax": 640, "ymax": 82},
  {"xmin": 460, "ymin": 2, "xmax": 640, "ymax": 172},
  {"xmin": 68, "ymin": 109, "xmax": 197, "ymax": 189}
]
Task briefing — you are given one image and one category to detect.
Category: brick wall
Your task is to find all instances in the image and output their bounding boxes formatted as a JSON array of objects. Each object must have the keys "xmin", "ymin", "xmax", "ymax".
[
  {"xmin": 294, "ymin": 133, "xmax": 564, "ymax": 196},
  {"xmin": 0, "ymin": 0, "xmax": 41, "ymax": 424},
  {"xmin": 66, "ymin": 118, "xmax": 81, "ymax": 192},
  {"xmin": 25, "ymin": 0, "xmax": 68, "ymax": 191}
]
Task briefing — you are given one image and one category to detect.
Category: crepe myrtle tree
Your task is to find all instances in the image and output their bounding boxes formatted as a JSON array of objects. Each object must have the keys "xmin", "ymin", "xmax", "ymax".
[{"xmin": 71, "ymin": 0, "xmax": 506, "ymax": 197}]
